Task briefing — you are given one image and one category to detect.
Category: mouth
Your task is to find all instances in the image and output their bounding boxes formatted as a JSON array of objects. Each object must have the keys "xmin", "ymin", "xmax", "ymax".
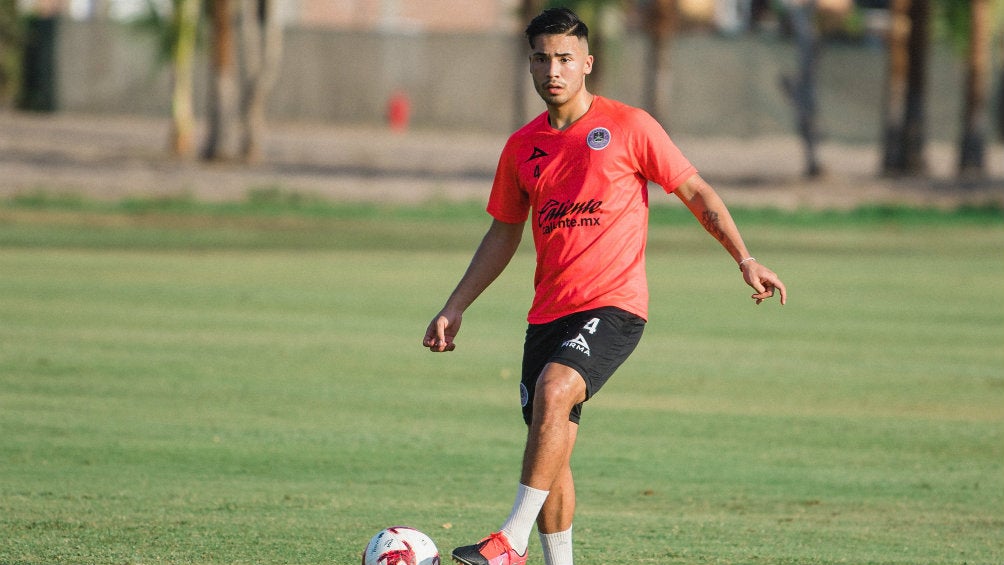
[{"xmin": 542, "ymin": 83, "xmax": 563, "ymax": 95}]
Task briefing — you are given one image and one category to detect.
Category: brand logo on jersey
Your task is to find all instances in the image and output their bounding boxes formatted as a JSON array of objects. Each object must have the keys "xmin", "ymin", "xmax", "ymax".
[
  {"xmin": 527, "ymin": 147, "xmax": 549, "ymax": 161},
  {"xmin": 586, "ymin": 127, "xmax": 611, "ymax": 150},
  {"xmin": 537, "ymin": 198, "xmax": 604, "ymax": 235},
  {"xmin": 527, "ymin": 146, "xmax": 549, "ymax": 179},
  {"xmin": 520, "ymin": 383, "xmax": 529, "ymax": 407},
  {"xmin": 561, "ymin": 333, "xmax": 591, "ymax": 356}
]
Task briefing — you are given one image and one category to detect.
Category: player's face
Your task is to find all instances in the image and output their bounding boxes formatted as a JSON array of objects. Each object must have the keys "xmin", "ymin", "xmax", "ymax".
[{"xmin": 529, "ymin": 33, "xmax": 593, "ymax": 109}]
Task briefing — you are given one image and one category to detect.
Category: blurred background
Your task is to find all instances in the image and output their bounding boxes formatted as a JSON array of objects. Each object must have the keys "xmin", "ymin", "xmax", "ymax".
[{"xmin": 1, "ymin": 0, "xmax": 1002, "ymax": 205}]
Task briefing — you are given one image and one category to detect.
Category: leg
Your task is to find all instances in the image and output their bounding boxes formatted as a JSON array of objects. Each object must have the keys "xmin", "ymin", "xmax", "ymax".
[
  {"xmin": 520, "ymin": 362, "xmax": 585, "ymax": 492},
  {"xmin": 455, "ymin": 363, "xmax": 584, "ymax": 565},
  {"xmin": 499, "ymin": 363, "xmax": 583, "ymax": 549},
  {"xmin": 454, "ymin": 309, "xmax": 643, "ymax": 565},
  {"xmin": 536, "ymin": 421, "xmax": 578, "ymax": 534},
  {"xmin": 533, "ymin": 371, "xmax": 579, "ymax": 565}
]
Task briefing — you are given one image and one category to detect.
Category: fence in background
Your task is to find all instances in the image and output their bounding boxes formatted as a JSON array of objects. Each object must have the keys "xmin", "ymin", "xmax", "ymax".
[{"xmin": 53, "ymin": 19, "xmax": 974, "ymax": 143}]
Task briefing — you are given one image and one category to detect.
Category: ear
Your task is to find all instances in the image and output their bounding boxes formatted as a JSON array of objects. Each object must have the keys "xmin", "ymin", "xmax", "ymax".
[{"xmin": 583, "ymin": 54, "xmax": 594, "ymax": 75}]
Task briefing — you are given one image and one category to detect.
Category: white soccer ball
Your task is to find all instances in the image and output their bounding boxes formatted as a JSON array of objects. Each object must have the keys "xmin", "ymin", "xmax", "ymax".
[{"xmin": 362, "ymin": 526, "xmax": 440, "ymax": 565}]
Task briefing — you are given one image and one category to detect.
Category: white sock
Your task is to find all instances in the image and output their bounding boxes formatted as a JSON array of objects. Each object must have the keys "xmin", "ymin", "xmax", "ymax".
[
  {"xmin": 539, "ymin": 527, "xmax": 573, "ymax": 565},
  {"xmin": 499, "ymin": 483, "xmax": 549, "ymax": 555}
]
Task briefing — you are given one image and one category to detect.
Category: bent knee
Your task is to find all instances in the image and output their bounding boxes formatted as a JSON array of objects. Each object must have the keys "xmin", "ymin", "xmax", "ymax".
[{"xmin": 536, "ymin": 363, "xmax": 587, "ymax": 409}]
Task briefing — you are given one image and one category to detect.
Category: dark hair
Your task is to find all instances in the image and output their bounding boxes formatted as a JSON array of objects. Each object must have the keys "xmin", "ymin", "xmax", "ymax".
[{"xmin": 524, "ymin": 7, "xmax": 589, "ymax": 48}]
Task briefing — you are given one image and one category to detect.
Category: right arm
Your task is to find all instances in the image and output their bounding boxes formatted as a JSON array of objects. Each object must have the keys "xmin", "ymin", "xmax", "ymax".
[{"xmin": 423, "ymin": 218, "xmax": 525, "ymax": 352}]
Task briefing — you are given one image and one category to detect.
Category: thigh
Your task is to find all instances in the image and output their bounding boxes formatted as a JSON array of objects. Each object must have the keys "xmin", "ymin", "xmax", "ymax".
[{"xmin": 521, "ymin": 307, "xmax": 645, "ymax": 424}]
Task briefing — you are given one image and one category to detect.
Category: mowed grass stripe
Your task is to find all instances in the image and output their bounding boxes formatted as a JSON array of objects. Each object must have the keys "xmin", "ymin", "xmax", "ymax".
[{"xmin": 1, "ymin": 208, "xmax": 1001, "ymax": 564}]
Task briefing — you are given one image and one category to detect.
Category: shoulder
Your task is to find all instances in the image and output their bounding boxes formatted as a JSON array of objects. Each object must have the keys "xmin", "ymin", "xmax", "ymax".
[
  {"xmin": 508, "ymin": 112, "xmax": 550, "ymax": 142},
  {"xmin": 496, "ymin": 113, "xmax": 544, "ymax": 161},
  {"xmin": 590, "ymin": 97, "xmax": 669, "ymax": 153},
  {"xmin": 593, "ymin": 96, "xmax": 657, "ymax": 128}
]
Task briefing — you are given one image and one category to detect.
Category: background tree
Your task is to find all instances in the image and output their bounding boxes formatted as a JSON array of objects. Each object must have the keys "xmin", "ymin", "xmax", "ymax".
[
  {"xmin": 202, "ymin": 0, "xmax": 241, "ymax": 161},
  {"xmin": 544, "ymin": 0, "xmax": 625, "ymax": 95},
  {"xmin": 514, "ymin": 0, "xmax": 545, "ymax": 129},
  {"xmin": 639, "ymin": 0, "xmax": 677, "ymax": 126},
  {"xmin": 882, "ymin": 0, "xmax": 930, "ymax": 176},
  {"xmin": 998, "ymin": 32, "xmax": 1003, "ymax": 142},
  {"xmin": 169, "ymin": 0, "xmax": 201, "ymax": 158},
  {"xmin": 202, "ymin": 0, "xmax": 283, "ymax": 163},
  {"xmin": 238, "ymin": 0, "xmax": 283, "ymax": 164},
  {"xmin": 779, "ymin": 0, "xmax": 823, "ymax": 178},
  {"xmin": 0, "ymin": 0, "xmax": 22, "ymax": 108},
  {"xmin": 959, "ymin": 0, "xmax": 991, "ymax": 178}
]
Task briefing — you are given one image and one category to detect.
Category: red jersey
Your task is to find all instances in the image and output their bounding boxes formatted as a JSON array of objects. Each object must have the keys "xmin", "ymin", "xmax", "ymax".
[{"xmin": 488, "ymin": 96, "xmax": 696, "ymax": 324}]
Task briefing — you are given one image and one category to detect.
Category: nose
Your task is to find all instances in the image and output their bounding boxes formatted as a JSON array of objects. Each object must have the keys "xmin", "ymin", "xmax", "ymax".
[{"xmin": 547, "ymin": 58, "xmax": 561, "ymax": 78}]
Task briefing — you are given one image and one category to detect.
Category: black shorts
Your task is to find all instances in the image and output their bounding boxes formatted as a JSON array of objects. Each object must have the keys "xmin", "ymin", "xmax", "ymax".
[{"xmin": 520, "ymin": 306, "xmax": 645, "ymax": 425}]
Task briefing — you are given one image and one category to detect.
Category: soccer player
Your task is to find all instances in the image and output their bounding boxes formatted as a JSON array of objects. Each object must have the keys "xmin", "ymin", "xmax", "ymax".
[{"xmin": 423, "ymin": 7, "xmax": 787, "ymax": 565}]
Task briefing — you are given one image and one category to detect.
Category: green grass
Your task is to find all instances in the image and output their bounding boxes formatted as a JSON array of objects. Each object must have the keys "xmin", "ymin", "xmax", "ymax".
[{"xmin": 1, "ymin": 197, "xmax": 1002, "ymax": 564}]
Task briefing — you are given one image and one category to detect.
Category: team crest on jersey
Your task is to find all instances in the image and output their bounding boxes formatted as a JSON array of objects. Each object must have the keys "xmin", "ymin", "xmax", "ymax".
[{"xmin": 586, "ymin": 127, "xmax": 611, "ymax": 150}]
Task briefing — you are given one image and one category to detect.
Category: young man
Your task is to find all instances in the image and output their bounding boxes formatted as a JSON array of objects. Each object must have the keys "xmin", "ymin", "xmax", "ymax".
[{"xmin": 423, "ymin": 8, "xmax": 787, "ymax": 565}]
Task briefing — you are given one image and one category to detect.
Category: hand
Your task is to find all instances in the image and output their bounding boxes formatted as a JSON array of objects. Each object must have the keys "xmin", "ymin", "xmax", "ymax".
[
  {"xmin": 741, "ymin": 261, "xmax": 787, "ymax": 305},
  {"xmin": 423, "ymin": 310, "xmax": 461, "ymax": 352}
]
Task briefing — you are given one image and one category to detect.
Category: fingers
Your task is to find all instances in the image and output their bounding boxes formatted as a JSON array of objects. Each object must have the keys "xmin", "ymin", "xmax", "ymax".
[
  {"xmin": 423, "ymin": 316, "xmax": 457, "ymax": 352},
  {"xmin": 747, "ymin": 266, "xmax": 787, "ymax": 306},
  {"xmin": 774, "ymin": 279, "xmax": 787, "ymax": 305}
]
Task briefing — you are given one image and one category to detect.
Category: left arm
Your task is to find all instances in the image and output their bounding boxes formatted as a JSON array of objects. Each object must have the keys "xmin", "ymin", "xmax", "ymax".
[{"xmin": 674, "ymin": 174, "xmax": 787, "ymax": 305}]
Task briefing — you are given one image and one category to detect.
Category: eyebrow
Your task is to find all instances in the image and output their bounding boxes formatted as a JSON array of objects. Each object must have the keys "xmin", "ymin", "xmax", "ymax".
[{"xmin": 532, "ymin": 51, "xmax": 574, "ymax": 58}]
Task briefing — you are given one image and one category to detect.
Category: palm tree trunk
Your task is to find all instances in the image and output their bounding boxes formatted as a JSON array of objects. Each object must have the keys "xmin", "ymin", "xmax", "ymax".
[
  {"xmin": 643, "ymin": 0, "xmax": 676, "ymax": 127},
  {"xmin": 881, "ymin": 0, "xmax": 928, "ymax": 176},
  {"xmin": 958, "ymin": 0, "xmax": 990, "ymax": 178},
  {"xmin": 240, "ymin": 0, "xmax": 283, "ymax": 164},
  {"xmin": 169, "ymin": 0, "xmax": 200, "ymax": 158},
  {"xmin": 882, "ymin": 0, "xmax": 910, "ymax": 174},
  {"xmin": 901, "ymin": 0, "xmax": 929, "ymax": 173},
  {"xmin": 783, "ymin": 0, "xmax": 822, "ymax": 178},
  {"xmin": 513, "ymin": 0, "xmax": 543, "ymax": 130},
  {"xmin": 203, "ymin": 0, "xmax": 241, "ymax": 161}
]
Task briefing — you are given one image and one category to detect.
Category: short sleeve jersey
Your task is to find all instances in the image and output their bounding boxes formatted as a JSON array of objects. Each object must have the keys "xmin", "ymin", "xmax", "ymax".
[{"xmin": 488, "ymin": 96, "xmax": 696, "ymax": 324}]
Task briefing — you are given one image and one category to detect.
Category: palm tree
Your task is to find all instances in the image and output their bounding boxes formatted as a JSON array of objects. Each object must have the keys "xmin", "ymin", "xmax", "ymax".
[
  {"xmin": 239, "ymin": 0, "xmax": 283, "ymax": 164},
  {"xmin": 640, "ymin": 0, "xmax": 676, "ymax": 126},
  {"xmin": 202, "ymin": 0, "xmax": 241, "ymax": 161},
  {"xmin": 544, "ymin": 0, "xmax": 623, "ymax": 94},
  {"xmin": 0, "ymin": 0, "xmax": 22, "ymax": 108},
  {"xmin": 202, "ymin": 0, "xmax": 283, "ymax": 163},
  {"xmin": 957, "ymin": 0, "xmax": 992, "ymax": 178},
  {"xmin": 881, "ymin": 0, "xmax": 930, "ymax": 176},
  {"xmin": 998, "ymin": 34, "xmax": 1003, "ymax": 142},
  {"xmin": 780, "ymin": 0, "xmax": 822, "ymax": 178},
  {"xmin": 168, "ymin": 0, "xmax": 201, "ymax": 158},
  {"xmin": 513, "ymin": 0, "xmax": 545, "ymax": 129}
]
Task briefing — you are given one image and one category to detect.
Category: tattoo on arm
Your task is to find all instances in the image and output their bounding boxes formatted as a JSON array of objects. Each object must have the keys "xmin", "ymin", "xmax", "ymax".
[{"xmin": 700, "ymin": 211, "xmax": 726, "ymax": 243}]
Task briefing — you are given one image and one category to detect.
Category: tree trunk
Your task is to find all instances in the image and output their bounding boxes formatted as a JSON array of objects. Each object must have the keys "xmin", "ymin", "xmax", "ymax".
[
  {"xmin": 781, "ymin": 0, "xmax": 822, "ymax": 178},
  {"xmin": 901, "ymin": 0, "xmax": 929, "ymax": 173},
  {"xmin": 168, "ymin": 0, "xmax": 200, "ymax": 159},
  {"xmin": 957, "ymin": 0, "xmax": 990, "ymax": 178},
  {"xmin": 513, "ymin": 0, "xmax": 543, "ymax": 130},
  {"xmin": 882, "ymin": 0, "xmax": 910, "ymax": 173},
  {"xmin": 998, "ymin": 36, "xmax": 1004, "ymax": 141},
  {"xmin": 203, "ymin": 0, "xmax": 242, "ymax": 161},
  {"xmin": 642, "ymin": 0, "xmax": 676, "ymax": 127},
  {"xmin": 240, "ymin": 0, "xmax": 283, "ymax": 164},
  {"xmin": 881, "ymin": 0, "xmax": 928, "ymax": 176}
]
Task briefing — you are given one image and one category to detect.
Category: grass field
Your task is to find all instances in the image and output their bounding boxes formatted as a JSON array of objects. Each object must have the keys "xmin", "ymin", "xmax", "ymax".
[{"xmin": 1, "ymin": 196, "xmax": 1002, "ymax": 564}]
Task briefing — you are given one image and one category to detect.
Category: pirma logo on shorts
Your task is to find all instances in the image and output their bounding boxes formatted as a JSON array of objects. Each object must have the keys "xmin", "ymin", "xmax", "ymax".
[{"xmin": 561, "ymin": 333, "xmax": 591, "ymax": 356}]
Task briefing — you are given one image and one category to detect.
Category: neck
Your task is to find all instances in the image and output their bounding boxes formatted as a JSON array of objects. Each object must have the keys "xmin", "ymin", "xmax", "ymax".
[{"xmin": 548, "ymin": 91, "xmax": 595, "ymax": 130}]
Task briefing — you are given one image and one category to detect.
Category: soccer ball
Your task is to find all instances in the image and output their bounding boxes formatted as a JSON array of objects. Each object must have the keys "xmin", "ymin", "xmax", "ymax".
[{"xmin": 362, "ymin": 526, "xmax": 440, "ymax": 565}]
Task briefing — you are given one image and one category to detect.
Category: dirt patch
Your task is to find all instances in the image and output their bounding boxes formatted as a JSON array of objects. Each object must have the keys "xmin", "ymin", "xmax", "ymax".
[{"xmin": 2, "ymin": 111, "xmax": 1001, "ymax": 210}]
